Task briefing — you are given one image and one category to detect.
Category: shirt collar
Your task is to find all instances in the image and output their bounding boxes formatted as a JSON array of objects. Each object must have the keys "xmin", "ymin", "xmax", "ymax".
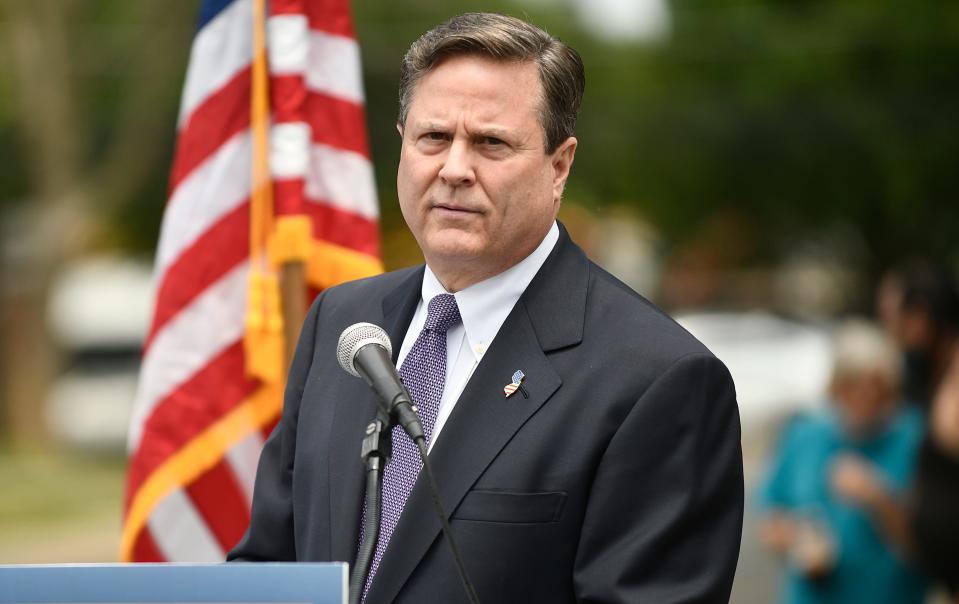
[{"xmin": 421, "ymin": 221, "xmax": 559, "ymax": 361}]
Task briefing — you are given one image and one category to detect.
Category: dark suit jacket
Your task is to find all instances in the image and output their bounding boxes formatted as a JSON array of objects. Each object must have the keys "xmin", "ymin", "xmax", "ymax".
[{"xmin": 229, "ymin": 225, "xmax": 744, "ymax": 603}]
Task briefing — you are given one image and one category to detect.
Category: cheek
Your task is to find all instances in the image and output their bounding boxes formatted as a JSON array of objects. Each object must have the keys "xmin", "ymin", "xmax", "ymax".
[
  {"xmin": 498, "ymin": 167, "xmax": 549, "ymax": 210},
  {"xmin": 396, "ymin": 168, "xmax": 422, "ymax": 223},
  {"xmin": 398, "ymin": 161, "xmax": 431, "ymax": 205}
]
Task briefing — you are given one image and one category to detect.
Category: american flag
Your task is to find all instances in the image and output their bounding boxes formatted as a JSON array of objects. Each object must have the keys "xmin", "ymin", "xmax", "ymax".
[
  {"xmin": 503, "ymin": 370, "xmax": 525, "ymax": 398},
  {"xmin": 122, "ymin": 0, "xmax": 381, "ymax": 562}
]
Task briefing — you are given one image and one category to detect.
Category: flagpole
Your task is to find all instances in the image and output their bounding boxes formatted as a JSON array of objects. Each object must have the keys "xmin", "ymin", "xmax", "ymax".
[{"xmin": 280, "ymin": 260, "xmax": 306, "ymax": 371}]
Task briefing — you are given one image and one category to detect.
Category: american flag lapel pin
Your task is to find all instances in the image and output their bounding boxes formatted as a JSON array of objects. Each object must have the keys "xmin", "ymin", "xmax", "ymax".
[{"xmin": 504, "ymin": 369, "xmax": 528, "ymax": 399}]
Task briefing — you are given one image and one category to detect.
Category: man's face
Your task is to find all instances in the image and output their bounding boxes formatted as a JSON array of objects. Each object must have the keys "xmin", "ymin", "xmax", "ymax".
[{"xmin": 397, "ymin": 54, "xmax": 576, "ymax": 291}]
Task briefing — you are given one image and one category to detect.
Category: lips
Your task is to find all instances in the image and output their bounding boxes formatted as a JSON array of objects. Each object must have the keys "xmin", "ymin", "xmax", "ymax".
[{"xmin": 432, "ymin": 202, "xmax": 480, "ymax": 214}]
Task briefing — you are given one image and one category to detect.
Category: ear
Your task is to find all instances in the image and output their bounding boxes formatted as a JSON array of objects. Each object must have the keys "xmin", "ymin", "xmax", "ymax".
[
  {"xmin": 550, "ymin": 136, "xmax": 577, "ymax": 204},
  {"xmin": 396, "ymin": 121, "xmax": 404, "ymax": 138}
]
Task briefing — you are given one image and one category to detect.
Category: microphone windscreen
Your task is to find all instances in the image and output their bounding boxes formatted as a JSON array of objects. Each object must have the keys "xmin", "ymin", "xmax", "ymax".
[{"xmin": 336, "ymin": 322, "xmax": 393, "ymax": 377}]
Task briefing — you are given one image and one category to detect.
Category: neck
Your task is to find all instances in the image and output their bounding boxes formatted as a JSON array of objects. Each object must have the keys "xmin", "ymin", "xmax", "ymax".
[{"xmin": 428, "ymin": 261, "xmax": 502, "ymax": 293}]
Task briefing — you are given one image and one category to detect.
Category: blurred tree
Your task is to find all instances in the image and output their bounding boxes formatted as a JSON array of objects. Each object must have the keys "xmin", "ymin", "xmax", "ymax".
[
  {"xmin": 0, "ymin": 0, "xmax": 192, "ymax": 444},
  {"xmin": 572, "ymin": 0, "xmax": 959, "ymax": 272}
]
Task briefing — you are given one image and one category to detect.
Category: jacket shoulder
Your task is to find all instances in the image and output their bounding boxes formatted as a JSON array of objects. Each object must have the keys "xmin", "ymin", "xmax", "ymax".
[{"xmin": 585, "ymin": 261, "xmax": 718, "ymax": 368}]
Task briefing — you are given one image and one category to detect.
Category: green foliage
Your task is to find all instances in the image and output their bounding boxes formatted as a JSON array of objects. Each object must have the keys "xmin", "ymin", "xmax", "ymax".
[
  {"xmin": 621, "ymin": 0, "xmax": 959, "ymax": 267},
  {"xmin": 0, "ymin": 124, "xmax": 30, "ymax": 204}
]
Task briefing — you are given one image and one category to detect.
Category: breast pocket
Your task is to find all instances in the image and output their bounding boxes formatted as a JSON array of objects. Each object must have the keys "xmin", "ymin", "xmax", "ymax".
[{"xmin": 451, "ymin": 489, "xmax": 567, "ymax": 524}]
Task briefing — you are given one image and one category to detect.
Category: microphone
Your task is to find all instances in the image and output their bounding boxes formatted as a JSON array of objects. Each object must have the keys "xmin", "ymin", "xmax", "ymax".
[{"xmin": 336, "ymin": 322, "xmax": 424, "ymax": 442}]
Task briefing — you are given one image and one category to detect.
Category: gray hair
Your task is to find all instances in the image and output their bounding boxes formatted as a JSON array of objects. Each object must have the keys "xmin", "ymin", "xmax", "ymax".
[
  {"xmin": 398, "ymin": 12, "xmax": 585, "ymax": 154},
  {"xmin": 831, "ymin": 319, "xmax": 901, "ymax": 386}
]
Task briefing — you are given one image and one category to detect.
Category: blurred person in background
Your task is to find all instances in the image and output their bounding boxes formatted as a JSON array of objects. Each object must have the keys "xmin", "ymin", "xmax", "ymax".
[
  {"xmin": 758, "ymin": 319, "xmax": 928, "ymax": 604},
  {"xmin": 876, "ymin": 260, "xmax": 959, "ymax": 408},
  {"xmin": 877, "ymin": 259, "xmax": 959, "ymax": 597},
  {"xmin": 912, "ymin": 344, "xmax": 959, "ymax": 599}
]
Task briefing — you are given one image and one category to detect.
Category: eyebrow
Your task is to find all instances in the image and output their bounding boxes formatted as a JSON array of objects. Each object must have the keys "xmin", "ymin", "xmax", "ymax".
[
  {"xmin": 470, "ymin": 127, "xmax": 512, "ymax": 140},
  {"xmin": 412, "ymin": 121, "xmax": 450, "ymax": 132},
  {"xmin": 412, "ymin": 121, "xmax": 512, "ymax": 139}
]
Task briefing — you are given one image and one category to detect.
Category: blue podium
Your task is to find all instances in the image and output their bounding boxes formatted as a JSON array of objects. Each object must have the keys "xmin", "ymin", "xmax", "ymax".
[{"xmin": 0, "ymin": 563, "xmax": 347, "ymax": 604}]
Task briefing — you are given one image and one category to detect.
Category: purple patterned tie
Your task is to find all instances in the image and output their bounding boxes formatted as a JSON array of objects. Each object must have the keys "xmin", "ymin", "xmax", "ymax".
[{"xmin": 362, "ymin": 293, "xmax": 461, "ymax": 599}]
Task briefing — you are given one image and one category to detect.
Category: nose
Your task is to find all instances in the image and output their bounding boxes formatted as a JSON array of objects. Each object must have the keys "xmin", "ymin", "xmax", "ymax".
[{"xmin": 438, "ymin": 138, "xmax": 475, "ymax": 187}]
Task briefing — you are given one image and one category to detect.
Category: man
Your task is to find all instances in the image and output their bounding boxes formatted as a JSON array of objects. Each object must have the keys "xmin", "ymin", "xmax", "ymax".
[{"xmin": 229, "ymin": 13, "xmax": 744, "ymax": 603}]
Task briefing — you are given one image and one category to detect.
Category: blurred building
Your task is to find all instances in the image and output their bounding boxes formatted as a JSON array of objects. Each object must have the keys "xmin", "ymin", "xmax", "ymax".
[{"xmin": 46, "ymin": 257, "xmax": 153, "ymax": 451}]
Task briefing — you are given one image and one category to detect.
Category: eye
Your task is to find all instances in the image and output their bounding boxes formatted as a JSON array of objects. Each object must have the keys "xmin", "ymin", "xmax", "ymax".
[
  {"xmin": 424, "ymin": 131, "xmax": 449, "ymax": 142},
  {"xmin": 481, "ymin": 136, "xmax": 505, "ymax": 146}
]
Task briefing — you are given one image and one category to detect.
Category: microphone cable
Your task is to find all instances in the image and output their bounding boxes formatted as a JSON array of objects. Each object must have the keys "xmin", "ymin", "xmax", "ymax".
[{"xmin": 414, "ymin": 436, "xmax": 480, "ymax": 604}]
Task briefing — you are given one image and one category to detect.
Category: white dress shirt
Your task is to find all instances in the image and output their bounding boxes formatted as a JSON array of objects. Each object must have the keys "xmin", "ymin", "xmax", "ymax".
[{"xmin": 396, "ymin": 221, "xmax": 559, "ymax": 452}]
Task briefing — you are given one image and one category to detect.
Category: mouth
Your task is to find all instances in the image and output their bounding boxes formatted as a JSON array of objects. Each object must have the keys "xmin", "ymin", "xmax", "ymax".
[{"xmin": 431, "ymin": 202, "xmax": 480, "ymax": 215}]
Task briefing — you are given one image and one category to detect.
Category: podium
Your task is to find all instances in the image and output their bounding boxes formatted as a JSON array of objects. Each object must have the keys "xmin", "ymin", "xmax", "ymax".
[{"xmin": 0, "ymin": 563, "xmax": 347, "ymax": 604}]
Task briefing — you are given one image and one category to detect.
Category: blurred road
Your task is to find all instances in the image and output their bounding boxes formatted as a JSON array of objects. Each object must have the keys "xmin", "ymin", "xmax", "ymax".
[{"xmin": 731, "ymin": 444, "xmax": 782, "ymax": 603}]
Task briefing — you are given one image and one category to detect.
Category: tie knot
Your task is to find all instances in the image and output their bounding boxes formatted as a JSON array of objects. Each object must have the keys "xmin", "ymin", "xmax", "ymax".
[{"xmin": 424, "ymin": 293, "xmax": 461, "ymax": 333}]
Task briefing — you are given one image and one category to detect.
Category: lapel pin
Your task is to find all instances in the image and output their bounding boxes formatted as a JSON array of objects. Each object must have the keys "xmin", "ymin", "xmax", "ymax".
[{"xmin": 503, "ymin": 369, "xmax": 528, "ymax": 399}]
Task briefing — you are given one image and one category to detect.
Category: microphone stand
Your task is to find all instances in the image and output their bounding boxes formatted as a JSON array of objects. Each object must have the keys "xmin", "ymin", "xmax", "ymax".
[
  {"xmin": 349, "ymin": 409, "xmax": 392, "ymax": 604},
  {"xmin": 347, "ymin": 409, "xmax": 480, "ymax": 604}
]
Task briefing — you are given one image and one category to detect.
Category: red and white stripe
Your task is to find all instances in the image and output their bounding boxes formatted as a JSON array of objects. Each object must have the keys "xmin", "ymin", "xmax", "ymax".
[{"xmin": 124, "ymin": 0, "xmax": 378, "ymax": 562}]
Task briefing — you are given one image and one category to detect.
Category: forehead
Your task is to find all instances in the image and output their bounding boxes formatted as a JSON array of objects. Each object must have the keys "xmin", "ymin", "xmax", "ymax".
[{"xmin": 407, "ymin": 55, "xmax": 543, "ymax": 126}]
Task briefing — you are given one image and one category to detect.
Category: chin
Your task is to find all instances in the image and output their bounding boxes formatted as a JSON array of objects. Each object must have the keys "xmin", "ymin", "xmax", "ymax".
[{"xmin": 423, "ymin": 230, "xmax": 486, "ymax": 261}]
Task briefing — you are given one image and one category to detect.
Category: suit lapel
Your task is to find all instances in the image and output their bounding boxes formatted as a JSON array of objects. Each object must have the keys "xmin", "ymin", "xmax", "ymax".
[
  {"xmin": 328, "ymin": 267, "xmax": 423, "ymax": 563},
  {"xmin": 367, "ymin": 225, "xmax": 589, "ymax": 603},
  {"xmin": 382, "ymin": 268, "xmax": 426, "ymax": 365}
]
